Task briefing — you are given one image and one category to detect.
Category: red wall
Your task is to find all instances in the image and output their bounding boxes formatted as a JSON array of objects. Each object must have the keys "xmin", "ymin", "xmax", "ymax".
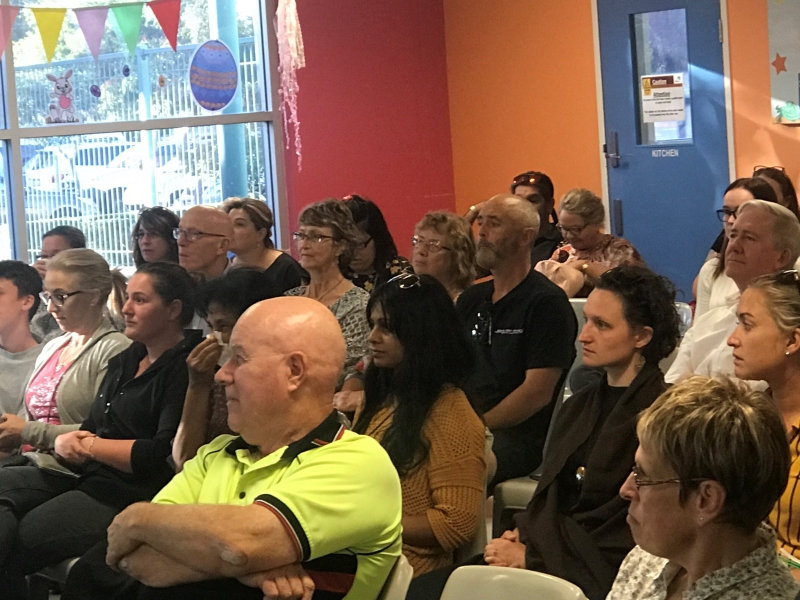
[{"xmin": 282, "ymin": 0, "xmax": 456, "ymax": 257}]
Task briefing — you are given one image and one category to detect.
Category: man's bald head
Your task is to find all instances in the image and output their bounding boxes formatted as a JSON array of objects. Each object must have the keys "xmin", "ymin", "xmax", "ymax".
[
  {"xmin": 237, "ymin": 296, "xmax": 346, "ymax": 390},
  {"xmin": 216, "ymin": 296, "xmax": 347, "ymax": 452},
  {"xmin": 182, "ymin": 205, "xmax": 234, "ymax": 237},
  {"xmin": 475, "ymin": 194, "xmax": 540, "ymax": 271},
  {"xmin": 177, "ymin": 206, "xmax": 232, "ymax": 277},
  {"xmin": 483, "ymin": 194, "xmax": 540, "ymax": 237}
]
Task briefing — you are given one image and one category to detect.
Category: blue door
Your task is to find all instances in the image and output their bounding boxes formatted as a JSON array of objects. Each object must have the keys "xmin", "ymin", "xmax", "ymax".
[{"xmin": 597, "ymin": 0, "xmax": 729, "ymax": 298}]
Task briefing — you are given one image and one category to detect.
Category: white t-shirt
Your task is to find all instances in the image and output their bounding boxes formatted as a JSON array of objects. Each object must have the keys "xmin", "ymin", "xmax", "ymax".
[{"xmin": 0, "ymin": 343, "xmax": 43, "ymax": 416}]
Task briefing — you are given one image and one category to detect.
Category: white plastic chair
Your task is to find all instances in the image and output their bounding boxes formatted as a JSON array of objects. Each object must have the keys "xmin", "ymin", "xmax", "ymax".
[
  {"xmin": 377, "ymin": 554, "xmax": 414, "ymax": 600},
  {"xmin": 441, "ymin": 566, "xmax": 588, "ymax": 600}
]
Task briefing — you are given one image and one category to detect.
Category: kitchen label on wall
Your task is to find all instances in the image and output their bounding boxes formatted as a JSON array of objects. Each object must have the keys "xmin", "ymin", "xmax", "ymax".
[{"xmin": 641, "ymin": 73, "xmax": 685, "ymax": 123}]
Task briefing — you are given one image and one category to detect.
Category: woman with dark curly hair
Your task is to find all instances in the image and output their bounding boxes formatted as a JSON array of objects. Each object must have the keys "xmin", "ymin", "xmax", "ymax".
[
  {"xmin": 342, "ymin": 194, "xmax": 412, "ymax": 293},
  {"xmin": 409, "ymin": 265, "xmax": 682, "ymax": 600},
  {"xmin": 286, "ymin": 199, "xmax": 370, "ymax": 388},
  {"xmin": 353, "ymin": 274, "xmax": 485, "ymax": 576},
  {"xmin": 130, "ymin": 206, "xmax": 180, "ymax": 267}
]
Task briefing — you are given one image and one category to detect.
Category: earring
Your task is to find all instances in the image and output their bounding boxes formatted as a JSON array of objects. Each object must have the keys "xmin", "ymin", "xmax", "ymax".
[
  {"xmin": 787, "ymin": 351, "xmax": 792, "ymax": 356},
  {"xmin": 698, "ymin": 516, "xmax": 704, "ymax": 522}
]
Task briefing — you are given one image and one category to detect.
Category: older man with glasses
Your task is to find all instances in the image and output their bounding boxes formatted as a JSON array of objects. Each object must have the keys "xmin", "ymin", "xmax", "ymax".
[
  {"xmin": 457, "ymin": 194, "xmax": 576, "ymax": 487},
  {"xmin": 175, "ymin": 206, "xmax": 233, "ymax": 281}
]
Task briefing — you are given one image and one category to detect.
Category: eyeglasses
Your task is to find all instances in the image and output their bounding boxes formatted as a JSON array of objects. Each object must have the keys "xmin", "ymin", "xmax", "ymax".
[
  {"xmin": 387, "ymin": 272, "xmax": 421, "ymax": 289},
  {"xmin": 511, "ymin": 171, "xmax": 545, "ymax": 189},
  {"xmin": 772, "ymin": 270, "xmax": 800, "ymax": 294},
  {"xmin": 470, "ymin": 307, "xmax": 493, "ymax": 346},
  {"xmin": 631, "ymin": 465, "xmax": 707, "ymax": 489},
  {"xmin": 715, "ymin": 207, "xmax": 738, "ymax": 222},
  {"xmin": 172, "ymin": 228, "xmax": 227, "ymax": 242},
  {"xmin": 411, "ymin": 236, "xmax": 452, "ymax": 253},
  {"xmin": 40, "ymin": 290, "xmax": 87, "ymax": 307},
  {"xmin": 753, "ymin": 165, "xmax": 785, "ymax": 173},
  {"xmin": 135, "ymin": 230, "xmax": 160, "ymax": 240},
  {"xmin": 556, "ymin": 224, "xmax": 587, "ymax": 236},
  {"xmin": 292, "ymin": 232, "xmax": 336, "ymax": 244}
]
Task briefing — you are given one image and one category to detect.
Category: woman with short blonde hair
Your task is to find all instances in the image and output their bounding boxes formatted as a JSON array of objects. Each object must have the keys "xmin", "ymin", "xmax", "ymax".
[
  {"xmin": 608, "ymin": 376, "xmax": 797, "ymax": 599},
  {"xmin": 412, "ymin": 211, "xmax": 476, "ymax": 301}
]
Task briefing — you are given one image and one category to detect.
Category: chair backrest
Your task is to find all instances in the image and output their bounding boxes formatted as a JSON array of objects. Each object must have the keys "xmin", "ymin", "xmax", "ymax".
[
  {"xmin": 441, "ymin": 566, "xmax": 588, "ymax": 600},
  {"xmin": 377, "ymin": 554, "xmax": 414, "ymax": 600},
  {"xmin": 675, "ymin": 301, "xmax": 693, "ymax": 336}
]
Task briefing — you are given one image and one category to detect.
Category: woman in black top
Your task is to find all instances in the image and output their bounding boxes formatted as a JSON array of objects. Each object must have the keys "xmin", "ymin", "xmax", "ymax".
[{"xmin": 0, "ymin": 262, "xmax": 200, "ymax": 598}]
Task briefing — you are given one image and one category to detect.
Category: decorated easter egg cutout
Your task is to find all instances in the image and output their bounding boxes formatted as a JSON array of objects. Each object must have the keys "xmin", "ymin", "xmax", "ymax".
[
  {"xmin": 122, "ymin": 65, "xmax": 131, "ymax": 77},
  {"xmin": 90, "ymin": 85, "xmax": 101, "ymax": 98},
  {"xmin": 158, "ymin": 75, "xmax": 166, "ymax": 87},
  {"xmin": 188, "ymin": 40, "xmax": 238, "ymax": 111}
]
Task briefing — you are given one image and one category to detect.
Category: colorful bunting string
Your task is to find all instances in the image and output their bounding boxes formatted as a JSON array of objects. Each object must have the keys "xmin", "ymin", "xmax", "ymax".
[
  {"xmin": 74, "ymin": 7, "xmax": 108, "ymax": 61},
  {"xmin": 148, "ymin": 0, "xmax": 181, "ymax": 52},
  {"xmin": 0, "ymin": 6, "xmax": 19, "ymax": 59},
  {"xmin": 111, "ymin": 3, "xmax": 145, "ymax": 56},
  {"xmin": 32, "ymin": 8, "xmax": 66, "ymax": 63},
  {"xmin": 0, "ymin": 0, "xmax": 182, "ymax": 61}
]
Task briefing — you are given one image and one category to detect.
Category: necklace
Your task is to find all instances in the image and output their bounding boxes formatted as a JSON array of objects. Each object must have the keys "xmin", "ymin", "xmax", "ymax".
[{"xmin": 309, "ymin": 277, "xmax": 345, "ymax": 304}]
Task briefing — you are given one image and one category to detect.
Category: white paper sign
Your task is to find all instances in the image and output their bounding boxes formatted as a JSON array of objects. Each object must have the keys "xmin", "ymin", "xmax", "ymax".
[{"xmin": 641, "ymin": 73, "xmax": 685, "ymax": 123}]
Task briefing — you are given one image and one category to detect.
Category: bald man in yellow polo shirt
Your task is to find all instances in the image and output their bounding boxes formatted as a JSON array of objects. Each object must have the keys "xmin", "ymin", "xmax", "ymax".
[{"xmin": 63, "ymin": 297, "xmax": 402, "ymax": 600}]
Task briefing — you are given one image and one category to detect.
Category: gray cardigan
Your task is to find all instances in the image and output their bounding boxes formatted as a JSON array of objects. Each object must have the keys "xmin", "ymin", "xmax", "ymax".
[{"xmin": 21, "ymin": 319, "xmax": 131, "ymax": 450}]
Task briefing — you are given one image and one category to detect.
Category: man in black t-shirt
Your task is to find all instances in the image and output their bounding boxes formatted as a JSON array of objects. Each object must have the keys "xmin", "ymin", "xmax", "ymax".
[{"xmin": 457, "ymin": 195, "xmax": 576, "ymax": 486}]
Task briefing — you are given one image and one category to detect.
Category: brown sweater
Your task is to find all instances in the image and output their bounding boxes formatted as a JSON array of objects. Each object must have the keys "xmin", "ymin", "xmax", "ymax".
[{"xmin": 361, "ymin": 387, "xmax": 486, "ymax": 576}]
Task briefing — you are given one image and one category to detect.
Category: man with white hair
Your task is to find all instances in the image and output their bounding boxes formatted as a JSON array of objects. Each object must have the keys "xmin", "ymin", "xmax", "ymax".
[
  {"xmin": 176, "ymin": 206, "xmax": 233, "ymax": 280},
  {"xmin": 63, "ymin": 297, "xmax": 402, "ymax": 600},
  {"xmin": 457, "ymin": 194, "xmax": 577, "ymax": 486},
  {"xmin": 666, "ymin": 200, "xmax": 800, "ymax": 384}
]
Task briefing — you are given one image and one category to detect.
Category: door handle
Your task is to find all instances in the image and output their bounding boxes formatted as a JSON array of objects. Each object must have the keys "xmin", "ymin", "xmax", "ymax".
[{"xmin": 604, "ymin": 131, "xmax": 621, "ymax": 168}]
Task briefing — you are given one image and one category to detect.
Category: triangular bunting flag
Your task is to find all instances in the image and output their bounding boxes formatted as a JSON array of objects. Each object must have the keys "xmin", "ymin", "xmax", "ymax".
[
  {"xmin": 32, "ymin": 8, "xmax": 66, "ymax": 63},
  {"xmin": 111, "ymin": 3, "xmax": 144, "ymax": 56},
  {"xmin": 75, "ymin": 7, "xmax": 108, "ymax": 61},
  {"xmin": 148, "ymin": 0, "xmax": 181, "ymax": 52},
  {"xmin": 0, "ymin": 6, "xmax": 19, "ymax": 60}
]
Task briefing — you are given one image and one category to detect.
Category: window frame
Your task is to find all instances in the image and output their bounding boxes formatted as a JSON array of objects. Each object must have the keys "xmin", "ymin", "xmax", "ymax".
[{"xmin": 0, "ymin": 0, "xmax": 289, "ymax": 261}]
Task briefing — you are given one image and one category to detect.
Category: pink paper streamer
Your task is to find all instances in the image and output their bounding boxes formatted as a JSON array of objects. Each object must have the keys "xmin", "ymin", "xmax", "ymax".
[{"xmin": 274, "ymin": 0, "xmax": 305, "ymax": 170}]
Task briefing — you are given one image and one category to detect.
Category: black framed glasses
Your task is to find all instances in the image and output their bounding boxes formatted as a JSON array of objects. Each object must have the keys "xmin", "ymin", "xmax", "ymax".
[
  {"xmin": 411, "ymin": 236, "xmax": 451, "ymax": 253},
  {"xmin": 556, "ymin": 224, "xmax": 587, "ymax": 236},
  {"xmin": 715, "ymin": 207, "xmax": 738, "ymax": 222},
  {"xmin": 292, "ymin": 231, "xmax": 336, "ymax": 244},
  {"xmin": 172, "ymin": 228, "xmax": 227, "ymax": 242},
  {"xmin": 387, "ymin": 273, "xmax": 421, "ymax": 289},
  {"xmin": 40, "ymin": 290, "xmax": 87, "ymax": 308},
  {"xmin": 631, "ymin": 465, "xmax": 706, "ymax": 489}
]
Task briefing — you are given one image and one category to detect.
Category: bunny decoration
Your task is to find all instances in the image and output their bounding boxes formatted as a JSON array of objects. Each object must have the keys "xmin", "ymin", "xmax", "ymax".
[{"xmin": 45, "ymin": 70, "xmax": 79, "ymax": 124}]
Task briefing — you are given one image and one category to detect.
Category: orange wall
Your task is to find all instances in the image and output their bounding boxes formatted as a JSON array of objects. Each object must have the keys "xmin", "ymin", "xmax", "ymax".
[
  {"xmin": 443, "ymin": 0, "xmax": 602, "ymax": 214},
  {"xmin": 727, "ymin": 0, "xmax": 800, "ymax": 182}
]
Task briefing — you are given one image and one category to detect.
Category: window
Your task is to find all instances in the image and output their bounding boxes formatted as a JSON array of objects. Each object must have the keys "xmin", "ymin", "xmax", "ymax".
[{"xmin": 0, "ymin": 0, "xmax": 281, "ymax": 267}]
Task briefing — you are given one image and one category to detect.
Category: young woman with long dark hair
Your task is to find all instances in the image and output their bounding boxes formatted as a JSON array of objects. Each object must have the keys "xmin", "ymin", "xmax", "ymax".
[{"xmin": 353, "ymin": 274, "xmax": 485, "ymax": 576}]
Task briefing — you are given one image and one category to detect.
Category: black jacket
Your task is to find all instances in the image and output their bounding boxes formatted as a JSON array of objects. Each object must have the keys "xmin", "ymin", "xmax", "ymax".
[
  {"xmin": 77, "ymin": 331, "xmax": 202, "ymax": 509},
  {"xmin": 515, "ymin": 363, "xmax": 666, "ymax": 600}
]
